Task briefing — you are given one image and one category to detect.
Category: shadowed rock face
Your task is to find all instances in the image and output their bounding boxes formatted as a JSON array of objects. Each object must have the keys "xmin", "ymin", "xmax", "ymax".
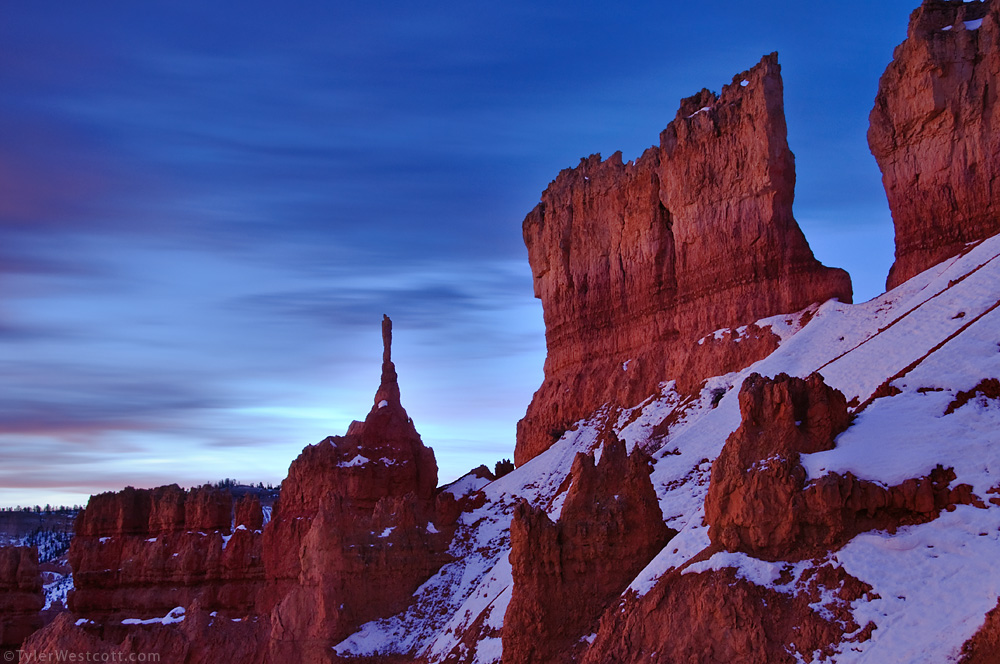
[
  {"xmin": 517, "ymin": 53, "xmax": 852, "ymax": 466},
  {"xmin": 0, "ymin": 546, "xmax": 43, "ymax": 652},
  {"xmin": 870, "ymin": 0, "xmax": 1000, "ymax": 289},
  {"xmin": 502, "ymin": 431, "xmax": 674, "ymax": 664}
]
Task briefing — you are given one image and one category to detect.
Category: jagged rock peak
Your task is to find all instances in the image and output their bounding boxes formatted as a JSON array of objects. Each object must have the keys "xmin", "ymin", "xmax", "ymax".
[
  {"xmin": 870, "ymin": 0, "xmax": 1000, "ymax": 289},
  {"xmin": 516, "ymin": 52, "xmax": 851, "ymax": 465},
  {"xmin": 371, "ymin": 313, "xmax": 402, "ymax": 412}
]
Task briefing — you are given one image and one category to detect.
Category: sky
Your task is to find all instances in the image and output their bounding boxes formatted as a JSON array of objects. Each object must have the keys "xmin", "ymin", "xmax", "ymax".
[{"xmin": 1, "ymin": 0, "xmax": 917, "ymax": 508}]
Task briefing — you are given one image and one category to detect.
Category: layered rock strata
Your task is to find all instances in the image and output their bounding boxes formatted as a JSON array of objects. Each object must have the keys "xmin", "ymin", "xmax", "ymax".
[
  {"xmin": 517, "ymin": 53, "xmax": 852, "ymax": 465},
  {"xmin": 870, "ymin": 0, "xmax": 1000, "ymax": 289},
  {"xmin": 69, "ymin": 484, "xmax": 264, "ymax": 620},
  {"xmin": 502, "ymin": 431, "xmax": 673, "ymax": 664},
  {"xmin": 0, "ymin": 546, "xmax": 43, "ymax": 652},
  {"xmin": 261, "ymin": 315, "xmax": 455, "ymax": 663},
  {"xmin": 705, "ymin": 373, "xmax": 978, "ymax": 560}
]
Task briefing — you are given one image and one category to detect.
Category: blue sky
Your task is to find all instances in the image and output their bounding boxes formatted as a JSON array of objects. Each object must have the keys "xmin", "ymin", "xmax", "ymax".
[{"xmin": 1, "ymin": 1, "xmax": 914, "ymax": 507}]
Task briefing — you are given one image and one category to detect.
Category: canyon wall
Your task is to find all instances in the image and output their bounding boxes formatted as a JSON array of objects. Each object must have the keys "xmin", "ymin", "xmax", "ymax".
[
  {"xmin": 870, "ymin": 0, "xmax": 1000, "ymax": 289},
  {"xmin": 517, "ymin": 52, "xmax": 852, "ymax": 465},
  {"xmin": 0, "ymin": 546, "xmax": 43, "ymax": 652},
  {"xmin": 69, "ymin": 484, "xmax": 264, "ymax": 621}
]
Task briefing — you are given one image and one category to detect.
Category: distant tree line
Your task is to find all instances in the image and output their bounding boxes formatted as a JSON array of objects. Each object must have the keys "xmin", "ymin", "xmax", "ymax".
[
  {"xmin": 0, "ymin": 505, "xmax": 82, "ymax": 514},
  {"xmin": 209, "ymin": 478, "xmax": 278, "ymax": 491}
]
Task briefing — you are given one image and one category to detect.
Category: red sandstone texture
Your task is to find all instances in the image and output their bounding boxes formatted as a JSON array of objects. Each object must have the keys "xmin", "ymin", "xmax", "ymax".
[
  {"xmin": 870, "ymin": 0, "xmax": 1000, "ymax": 289},
  {"xmin": 517, "ymin": 52, "xmax": 852, "ymax": 465},
  {"xmin": 502, "ymin": 431, "xmax": 673, "ymax": 664},
  {"xmin": 261, "ymin": 315, "xmax": 454, "ymax": 663},
  {"xmin": 0, "ymin": 546, "xmax": 43, "ymax": 651},
  {"xmin": 580, "ymin": 561, "xmax": 876, "ymax": 664},
  {"xmin": 705, "ymin": 372, "xmax": 978, "ymax": 560},
  {"xmin": 28, "ymin": 317, "xmax": 455, "ymax": 663},
  {"xmin": 69, "ymin": 484, "xmax": 264, "ymax": 621},
  {"xmin": 24, "ymin": 610, "xmax": 266, "ymax": 664},
  {"xmin": 960, "ymin": 597, "xmax": 1000, "ymax": 662}
]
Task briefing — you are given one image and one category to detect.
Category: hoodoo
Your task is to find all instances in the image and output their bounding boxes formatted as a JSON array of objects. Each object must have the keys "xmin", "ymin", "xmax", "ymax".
[{"xmin": 517, "ymin": 53, "xmax": 852, "ymax": 465}]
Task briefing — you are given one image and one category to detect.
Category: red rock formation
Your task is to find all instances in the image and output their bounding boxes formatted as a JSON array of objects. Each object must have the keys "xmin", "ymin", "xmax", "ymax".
[
  {"xmin": 960, "ymin": 597, "xmax": 1000, "ymax": 663},
  {"xmin": 870, "ymin": 0, "xmax": 1000, "ymax": 289},
  {"xmin": 705, "ymin": 372, "xmax": 978, "ymax": 560},
  {"xmin": 517, "ymin": 53, "xmax": 852, "ymax": 465},
  {"xmin": 580, "ymin": 561, "xmax": 876, "ymax": 664},
  {"xmin": 23, "ymin": 610, "xmax": 266, "ymax": 664},
  {"xmin": 0, "ymin": 546, "xmax": 43, "ymax": 652},
  {"xmin": 69, "ymin": 484, "xmax": 264, "ymax": 620},
  {"xmin": 261, "ymin": 315, "xmax": 453, "ymax": 663},
  {"xmin": 502, "ymin": 431, "xmax": 673, "ymax": 664}
]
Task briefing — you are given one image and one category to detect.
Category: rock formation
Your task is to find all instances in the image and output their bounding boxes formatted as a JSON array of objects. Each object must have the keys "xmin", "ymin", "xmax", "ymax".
[
  {"xmin": 705, "ymin": 373, "xmax": 978, "ymax": 560},
  {"xmin": 0, "ymin": 546, "xmax": 43, "ymax": 652},
  {"xmin": 69, "ymin": 484, "xmax": 264, "ymax": 620},
  {"xmin": 579, "ymin": 563, "xmax": 876, "ymax": 664},
  {"xmin": 870, "ymin": 0, "xmax": 1000, "ymax": 289},
  {"xmin": 502, "ymin": 431, "xmax": 673, "ymax": 664},
  {"xmin": 261, "ymin": 314, "xmax": 455, "ymax": 662},
  {"xmin": 25, "ymin": 316, "xmax": 462, "ymax": 664},
  {"xmin": 517, "ymin": 52, "xmax": 852, "ymax": 465}
]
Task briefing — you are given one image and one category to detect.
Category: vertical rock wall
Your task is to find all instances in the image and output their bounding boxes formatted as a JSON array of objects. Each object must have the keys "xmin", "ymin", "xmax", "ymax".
[
  {"xmin": 518, "ymin": 53, "xmax": 852, "ymax": 465},
  {"xmin": 870, "ymin": 0, "xmax": 1000, "ymax": 289}
]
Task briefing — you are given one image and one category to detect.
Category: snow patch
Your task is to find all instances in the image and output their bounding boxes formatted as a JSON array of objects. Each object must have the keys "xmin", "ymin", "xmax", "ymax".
[{"xmin": 121, "ymin": 606, "xmax": 186, "ymax": 625}]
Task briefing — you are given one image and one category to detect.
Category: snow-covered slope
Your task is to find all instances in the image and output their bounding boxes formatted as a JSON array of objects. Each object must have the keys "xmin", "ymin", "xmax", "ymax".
[{"xmin": 335, "ymin": 234, "xmax": 1000, "ymax": 663}]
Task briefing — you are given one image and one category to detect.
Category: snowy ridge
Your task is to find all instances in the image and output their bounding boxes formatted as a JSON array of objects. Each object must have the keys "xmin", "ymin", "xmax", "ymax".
[{"xmin": 335, "ymin": 233, "xmax": 1000, "ymax": 662}]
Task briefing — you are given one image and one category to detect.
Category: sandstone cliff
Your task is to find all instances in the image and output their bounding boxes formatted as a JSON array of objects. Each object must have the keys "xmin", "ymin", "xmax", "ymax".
[
  {"xmin": 870, "ymin": 0, "xmax": 1000, "ymax": 289},
  {"xmin": 518, "ymin": 52, "xmax": 852, "ymax": 465},
  {"xmin": 69, "ymin": 484, "xmax": 264, "ymax": 621},
  {"xmin": 0, "ymin": 546, "xmax": 43, "ymax": 653}
]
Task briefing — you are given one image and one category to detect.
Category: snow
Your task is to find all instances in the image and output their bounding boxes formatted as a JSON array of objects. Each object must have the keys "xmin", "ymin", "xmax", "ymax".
[
  {"xmin": 685, "ymin": 106, "xmax": 712, "ymax": 118},
  {"xmin": 740, "ymin": 79, "xmax": 749, "ymax": 87},
  {"xmin": 44, "ymin": 572, "xmax": 73, "ymax": 611},
  {"xmin": 966, "ymin": 18, "xmax": 984, "ymax": 30},
  {"xmin": 426, "ymin": 522, "xmax": 440, "ymax": 534},
  {"xmin": 330, "ymin": 233, "xmax": 1000, "ymax": 662},
  {"xmin": 378, "ymin": 399, "xmax": 389, "ymax": 409},
  {"xmin": 121, "ymin": 606, "xmax": 186, "ymax": 625},
  {"xmin": 340, "ymin": 455, "xmax": 369, "ymax": 468}
]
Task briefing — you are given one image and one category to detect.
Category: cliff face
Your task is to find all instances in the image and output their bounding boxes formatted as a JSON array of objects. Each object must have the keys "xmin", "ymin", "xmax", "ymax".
[
  {"xmin": 870, "ymin": 0, "xmax": 1000, "ymax": 289},
  {"xmin": 69, "ymin": 484, "xmax": 264, "ymax": 621},
  {"xmin": 518, "ymin": 53, "xmax": 852, "ymax": 465},
  {"xmin": 502, "ymin": 433, "xmax": 673, "ymax": 664},
  {"xmin": 0, "ymin": 546, "xmax": 43, "ymax": 652}
]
